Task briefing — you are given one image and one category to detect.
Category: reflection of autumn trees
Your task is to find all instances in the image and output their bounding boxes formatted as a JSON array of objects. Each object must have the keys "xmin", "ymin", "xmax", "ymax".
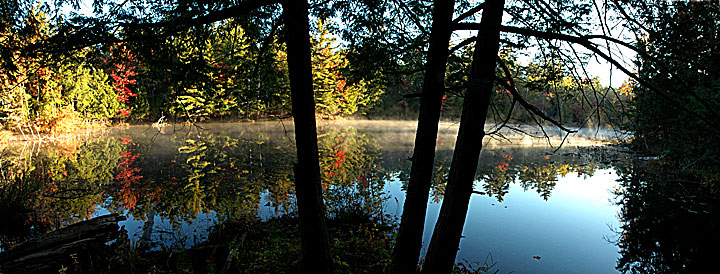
[
  {"xmin": 2, "ymin": 125, "xmax": 619, "ymax": 253},
  {"xmin": 114, "ymin": 148, "xmax": 143, "ymax": 210},
  {"xmin": 171, "ymin": 134, "xmax": 296, "ymax": 220},
  {"xmin": 0, "ymin": 139, "xmax": 124, "ymax": 249},
  {"xmin": 0, "ymin": 126, "xmax": 395, "ymax": 250},
  {"xmin": 318, "ymin": 128, "xmax": 388, "ymax": 217}
]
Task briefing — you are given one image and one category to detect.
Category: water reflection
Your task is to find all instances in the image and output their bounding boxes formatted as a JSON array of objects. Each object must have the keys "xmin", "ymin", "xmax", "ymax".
[
  {"xmin": 613, "ymin": 161, "xmax": 720, "ymax": 273},
  {"xmin": 0, "ymin": 121, "xmax": 680, "ymax": 273}
]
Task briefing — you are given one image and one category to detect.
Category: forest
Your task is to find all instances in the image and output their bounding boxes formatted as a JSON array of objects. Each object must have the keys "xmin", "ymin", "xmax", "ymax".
[{"xmin": 1, "ymin": 0, "xmax": 718, "ymax": 273}]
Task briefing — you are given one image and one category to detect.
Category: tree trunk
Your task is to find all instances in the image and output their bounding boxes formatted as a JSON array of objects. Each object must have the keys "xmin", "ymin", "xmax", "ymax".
[
  {"xmin": 421, "ymin": 0, "xmax": 505, "ymax": 273},
  {"xmin": 282, "ymin": 1, "xmax": 334, "ymax": 273},
  {"xmin": 0, "ymin": 214, "xmax": 126, "ymax": 273},
  {"xmin": 390, "ymin": 0, "xmax": 456, "ymax": 273}
]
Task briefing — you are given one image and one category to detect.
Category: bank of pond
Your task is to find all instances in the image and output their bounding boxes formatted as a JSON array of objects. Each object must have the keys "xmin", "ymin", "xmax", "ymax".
[{"xmin": 1, "ymin": 121, "xmax": 717, "ymax": 273}]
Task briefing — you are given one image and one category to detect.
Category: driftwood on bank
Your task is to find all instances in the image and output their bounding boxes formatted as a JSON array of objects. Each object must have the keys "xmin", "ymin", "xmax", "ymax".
[{"xmin": 0, "ymin": 214, "xmax": 126, "ymax": 273}]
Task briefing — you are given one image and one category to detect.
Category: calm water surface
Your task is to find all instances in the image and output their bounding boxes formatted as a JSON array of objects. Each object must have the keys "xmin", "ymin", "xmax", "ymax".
[{"xmin": 1, "ymin": 121, "xmax": 629, "ymax": 273}]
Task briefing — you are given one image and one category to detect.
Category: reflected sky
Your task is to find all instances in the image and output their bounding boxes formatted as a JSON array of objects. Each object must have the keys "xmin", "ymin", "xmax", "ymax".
[{"xmin": 384, "ymin": 169, "xmax": 621, "ymax": 273}]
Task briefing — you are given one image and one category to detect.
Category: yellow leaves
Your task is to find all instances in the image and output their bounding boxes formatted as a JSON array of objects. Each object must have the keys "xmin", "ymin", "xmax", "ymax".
[{"xmin": 619, "ymin": 81, "xmax": 634, "ymax": 99}]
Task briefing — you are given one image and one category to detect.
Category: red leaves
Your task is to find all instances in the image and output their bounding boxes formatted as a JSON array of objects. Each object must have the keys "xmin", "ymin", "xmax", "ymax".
[
  {"xmin": 106, "ymin": 44, "xmax": 138, "ymax": 116},
  {"xmin": 118, "ymin": 109, "xmax": 131, "ymax": 117},
  {"xmin": 324, "ymin": 142, "xmax": 347, "ymax": 179},
  {"xmin": 115, "ymin": 149, "xmax": 143, "ymax": 210},
  {"xmin": 112, "ymin": 63, "xmax": 138, "ymax": 103},
  {"xmin": 440, "ymin": 95, "xmax": 448, "ymax": 111},
  {"xmin": 332, "ymin": 148, "xmax": 347, "ymax": 169}
]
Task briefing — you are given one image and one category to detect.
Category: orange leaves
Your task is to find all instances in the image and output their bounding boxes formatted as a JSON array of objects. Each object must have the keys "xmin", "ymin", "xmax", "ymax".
[
  {"xmin": 495, "ymin": 153, "xmax": 513, "ymax": 171},
  {"xmin": 618, "ymin": 81, "xmax": 634, "ymax": 100},
  {"xmin": 545, "ymin": 90, "xmax": 555, "ymax": 101},
  {"xmin": 502, "ymin": 154, "xmax": 513, "ymax": 161},
  {"xmin": 329, "ymin": 147, "xmax": 347, "ymax": 171},
  {"xmin": 440, "ymin": 95, "xmax": 448, "ymax": 111}
]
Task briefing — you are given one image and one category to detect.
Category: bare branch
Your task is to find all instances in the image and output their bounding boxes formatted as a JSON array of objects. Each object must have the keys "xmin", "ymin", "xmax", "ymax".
[
  {"xmin": 463, "ymin": 24, "xmax": 720, "ymax": 128},
  {"xmin": 451, "ymin": 3, "xmax": 486, "ymax": 24},
  {"xmin": 495, "ymin": 57, "xmax": 578, "ymax": 133},
  {"xmin": 486, "ymin": 97, "xmax": 516, "ymax": 136}
]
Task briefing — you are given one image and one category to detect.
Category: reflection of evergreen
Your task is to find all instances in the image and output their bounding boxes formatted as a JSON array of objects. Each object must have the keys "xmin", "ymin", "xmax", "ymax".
[{"xmin": 615, "ymin": 161, "xmax": 720, "ymax": 273}]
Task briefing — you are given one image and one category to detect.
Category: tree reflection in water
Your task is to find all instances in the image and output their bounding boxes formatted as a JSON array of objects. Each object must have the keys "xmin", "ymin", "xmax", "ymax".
[
  {"xmin": 0, "ymin": 121, "xmax": 672, "ymax": 270},
  {"xmin": 614, "ymin": 160, "xmax": 720, "ymax": 273},
  {"xmin": 0, "ymin": 124, "xmax": 392, "ymax": 250}
]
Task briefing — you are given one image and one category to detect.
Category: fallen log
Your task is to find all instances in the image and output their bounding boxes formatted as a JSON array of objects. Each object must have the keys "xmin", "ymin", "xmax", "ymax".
[{"xmin": 0, "ymin": 214, "xmax": 126, "ymax": 273}]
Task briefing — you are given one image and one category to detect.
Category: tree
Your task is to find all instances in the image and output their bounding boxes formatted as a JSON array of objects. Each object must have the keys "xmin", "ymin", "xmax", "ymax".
[
  {"xmin": 281, "ymin": 0, "xmax": 333, "ymax": 272},
  {"xmin": 625, "ymin": 1, "xmax": 720, "ymax": 186},
  {"xmin": 421, "ymin": 1, "xmax": 504, "ymax": 272},
  {"xmin": 1, "ymin": 0, "xmax": 335, "ymax": 271},
  {"xmin": 389, "ymin": 0, "xmax": 456, "ymax": 272},
  {"xmin": 311, "ymin": 20, "xmax": 382, "ymax": 117}
]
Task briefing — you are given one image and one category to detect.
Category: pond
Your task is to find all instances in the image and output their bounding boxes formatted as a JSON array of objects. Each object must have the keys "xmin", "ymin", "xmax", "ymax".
[{"xmin": 1, "ymin": 120, "xmax": 713, "ymax": 273}]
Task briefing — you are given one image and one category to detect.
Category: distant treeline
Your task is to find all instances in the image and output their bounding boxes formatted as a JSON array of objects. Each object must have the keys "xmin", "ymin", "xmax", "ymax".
[{"xmin": 1, "ymin": 10, "xmax": 631, "ymax": 135}]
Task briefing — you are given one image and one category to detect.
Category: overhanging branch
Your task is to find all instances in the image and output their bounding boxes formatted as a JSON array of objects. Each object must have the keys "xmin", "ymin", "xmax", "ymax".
[
  {"xmin": 495, "ymin": 57, "xmax": 577, "ymax": 133},
  {"xmin": 25, "ymin": 0, "xmax": 280, "ymax": 54},
  {"xmin": 452, "ymin": 3, "xmax": 486, "ymax": 24}
]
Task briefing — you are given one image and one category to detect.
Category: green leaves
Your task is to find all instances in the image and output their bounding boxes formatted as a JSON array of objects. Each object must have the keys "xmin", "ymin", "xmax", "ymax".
[{"xmin": 311, "ymin": 19, "xmax": 383, "ymax": 117}]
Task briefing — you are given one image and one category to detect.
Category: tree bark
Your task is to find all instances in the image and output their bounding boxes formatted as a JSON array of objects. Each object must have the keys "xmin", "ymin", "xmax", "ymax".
[
  {"xmin": 421, "ymin": 0, "xmax": 505, "ymax": 273},
  {"xmin": 282, "ymin": 1, "xmax": 334, "ymax": 273},
  {"xmin": 391, "ymin": 0, "xmax": 456, "ymax": 273}
]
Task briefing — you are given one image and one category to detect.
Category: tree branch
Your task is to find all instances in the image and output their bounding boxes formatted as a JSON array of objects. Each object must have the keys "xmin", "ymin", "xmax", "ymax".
[
  {"xmin": 449, "ymin": 37, "xmax": 475, "ymax": 53},
  {"xmin": 495, "ymin": 57, "xmax": 578, "ymax": 133},
  {"xmin": 25, "ymin": 0, "xmax": 280, "ymax": 54},
  {"xmin": 452, "ymin": 23, "xmax": 720, "ymax": 128},
  {"xmin": 451, "ymin": 3, "xmax": 486, "ymax": 24}
]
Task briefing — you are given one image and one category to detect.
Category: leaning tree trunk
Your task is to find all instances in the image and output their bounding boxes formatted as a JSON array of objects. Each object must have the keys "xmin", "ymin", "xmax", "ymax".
[
  {"xmin": 421, "ymin": 0, "xmax": 505, "ymax": 273},
  {"xmin": 0, "ymin": 214, "xmax": 126, "ymax": 273},
  {"xmin": 391, "ymin": 0, "xmax": 456, "ymax": 272},
  {"xmin": 282, "ymin": 0, "xmax": 334, "ymax": 273}
]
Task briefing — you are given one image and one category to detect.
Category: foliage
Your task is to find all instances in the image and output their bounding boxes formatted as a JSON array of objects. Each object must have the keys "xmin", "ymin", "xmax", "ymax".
[
  {"xmin": 317, "ymin": 127, "xmax": 388, "ymax": 217},
  {"xmin": 627, "ymin": 1, "xmax": 720, "ymax": 186},
  {"xmin": 0, "ymin": 9, "xmax": 133, "ymax": 133},
  {"xmin": 311, "ymin": 20, "xmax": 383, "ymax": 117}
]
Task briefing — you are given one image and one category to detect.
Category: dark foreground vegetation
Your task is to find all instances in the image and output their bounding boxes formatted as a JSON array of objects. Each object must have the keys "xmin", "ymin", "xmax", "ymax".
[{"xmin": 1, "ymin": 0, "xmax": 719, "ymax": 273}]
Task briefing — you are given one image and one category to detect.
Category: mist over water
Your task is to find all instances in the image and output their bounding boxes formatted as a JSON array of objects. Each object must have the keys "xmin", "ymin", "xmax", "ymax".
[{"xmin": 1, "ymin": 120, "xmax": 626, "ymax": 273}]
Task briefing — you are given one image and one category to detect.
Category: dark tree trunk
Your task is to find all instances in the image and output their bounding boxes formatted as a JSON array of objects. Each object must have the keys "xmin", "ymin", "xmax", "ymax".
[
  {"xmin": 421, "ymin": 0, "xmax": 505, "ymax": 273},
  {"xmin": 282, "ymin": 1, "xmax": 334, "ymax": 273},
  {"xmin": 390, "ymin": 0, "xmax": 456, "ymax": 273}
]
